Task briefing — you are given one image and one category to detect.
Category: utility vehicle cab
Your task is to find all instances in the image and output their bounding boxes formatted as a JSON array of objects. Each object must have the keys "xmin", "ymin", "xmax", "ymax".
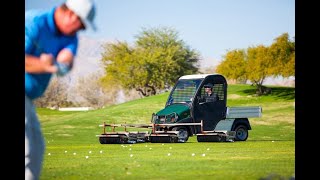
[{"xmin": 152, "ymin": 74, "xmax": 230, "ymax": 140}]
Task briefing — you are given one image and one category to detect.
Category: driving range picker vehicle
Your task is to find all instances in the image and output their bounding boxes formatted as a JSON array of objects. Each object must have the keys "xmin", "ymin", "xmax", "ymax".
[{"xmin": 97, "ymin": 74, "xmax": 262, "ymax": 143}]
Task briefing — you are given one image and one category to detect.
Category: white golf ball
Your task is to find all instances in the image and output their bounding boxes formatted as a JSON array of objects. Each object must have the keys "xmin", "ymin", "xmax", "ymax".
[
  {"xmin": 202, "ymin": 154, "xmax": 206, "ymax": 157},
  {"xmin": 85, "ymin": 156, "xmax": 89, "ymax": 159},
  {"xmin": 48, "ymin": 153, "xmax": 51, "ymax": 156},
  {"xmin": 129, "ymin": 148, "xmax": 132, "ymax": 151},
  {"xmin": 191, "ymin": 153, "xmax": 195, "ymax": 156},
  {"xmin": 89, "ymin": 151, "xmax": 92, "ymax": 154},
  {"xmin": 130, "ymin": 154, "xmax": 133, "ymax": 157},
  {"xmin": 65, "ymin": 151, "xmax": 67, "ymax": 153},
  {"xmin": 73, "ymin": 152, "xmax": 76, "ymax": 155},
  {"xmin": 207, "ymin": 148, "xmax": 210, "ymax": 151},
  {"xmin": 168, "ymin": 153, "xmax": 171, "ymax": 156},
  {"xmin": 100, "ymin": 150, "xmax": 103, "ymax": 153},
  {"xmin": 169, "ymin": 147, "xmax": 172, "ymax": 149}
]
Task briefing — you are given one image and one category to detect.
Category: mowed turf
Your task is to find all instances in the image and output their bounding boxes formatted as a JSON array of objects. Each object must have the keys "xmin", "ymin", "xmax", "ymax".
[{"xmin": 38, "ymin": 84, "xmax": 295, "ymax": 180}]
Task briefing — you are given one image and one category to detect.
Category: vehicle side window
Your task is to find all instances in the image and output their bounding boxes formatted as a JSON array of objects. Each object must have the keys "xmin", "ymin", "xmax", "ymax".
[
  {"xmin": 213, "ymin": 84, "xmax": 224, "ymax": 101},
  {"xmin": 200, "ymin": 83, "xmax": 223, "ymax": 99}
]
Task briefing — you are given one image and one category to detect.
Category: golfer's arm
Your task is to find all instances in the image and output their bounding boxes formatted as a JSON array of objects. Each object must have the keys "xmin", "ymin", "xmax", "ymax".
[
  {"xmin": 25, "ymin": 54, "xmax": 58, "ymax": 73},
  {"xmin": 25, "ymin": 54, "xmax": 46, "ymax": 73}
]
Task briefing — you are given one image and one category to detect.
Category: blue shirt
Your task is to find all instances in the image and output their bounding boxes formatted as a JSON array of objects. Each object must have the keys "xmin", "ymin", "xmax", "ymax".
[{"xmin": 25, "ymin": 7, "xmax": 78, "ymax": 100}]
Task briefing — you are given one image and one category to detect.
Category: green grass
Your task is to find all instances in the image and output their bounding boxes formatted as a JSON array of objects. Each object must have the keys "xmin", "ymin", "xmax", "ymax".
[{"xmin": 38, "ymin": 84, "xmax": 295, "ymax": 180}]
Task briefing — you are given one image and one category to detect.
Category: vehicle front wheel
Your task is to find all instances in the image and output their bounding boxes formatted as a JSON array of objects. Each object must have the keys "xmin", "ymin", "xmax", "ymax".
[
  {"xmin": 172, "ymin": 127, "xmax": 189, "ymax": 143},
  {"xmin": 234, "ymin": 125, "xmax": 248, "ymax": 141}
]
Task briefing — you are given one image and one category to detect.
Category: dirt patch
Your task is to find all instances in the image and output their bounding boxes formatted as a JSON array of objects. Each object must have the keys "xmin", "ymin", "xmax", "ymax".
[
  {"xmin": 228, "ymin": 94, "xmax": 242, "ymax": 99},
  {"xmin": 251, "ymin": 113, "xmax": 295, "ymax": 126}
]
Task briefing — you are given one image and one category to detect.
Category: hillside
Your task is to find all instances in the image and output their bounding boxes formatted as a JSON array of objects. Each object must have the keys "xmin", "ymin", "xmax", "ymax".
[
  {"xmin": 37, "ymin": 84, "xmax": 295, "ymax": 144},
  {"xmin": 37, "ymin": 84, "xmax": 295, "ymax": 180}
]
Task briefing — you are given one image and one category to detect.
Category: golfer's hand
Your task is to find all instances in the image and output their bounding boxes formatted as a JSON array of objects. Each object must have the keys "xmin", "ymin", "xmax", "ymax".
[{"xmin": 40, "ymin": 53, "xmax": 58, "ymax": 73}]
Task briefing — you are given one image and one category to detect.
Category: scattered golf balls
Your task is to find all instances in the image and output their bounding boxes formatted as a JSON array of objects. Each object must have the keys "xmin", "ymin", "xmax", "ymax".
[
  {"xmin": 145, "ymin": 145, "xmax": 148, "ymax": 147},
  {"xmin": 272, "ymin": 141, "xmax": 275, "ymax": 142},
  {"xmin": 168, "ymin": 153, "xmax": 171, "ymax": 156},
  {"xmin": 149, "ymin": 148, "xmax": 152, "ymax": 150},
  {"xmin": 48, "ymin": 153, "xmax": 51, "ymax": 156},
  {"xmin": 85, "ymin": 156, "xmax": 89, "ymax": 159},
  {"xmin": 65, "ymin": 151, "xmax": 67, "ymax": 153},
  {"xmin": 130, "ymin": 154, "xmax": 133, "ymax": 157},
  {"xmin": 191, "ymin": 153, "xmax": 195, "ymax": 156},
  {"xmin": 202, "ymin": 154, "xmax": 206, "ymax": 157},
  {"xmin": 73, "ymin": 152, "xmax": 76, "ymax": 155},
  {"xmin": 169, "ymin": 147, "xmax": 172, "ymax": 149},
  {"xmin": 162, "ymin": 144, "xmax": 164, "ymax": 146},
  {"xmin": 129, "ymin": 148, "xmax": 132, "ymax": 151},
  {"xmin": 89, "ymin": 151, "xmax": 92, "ymax": 154},
  {"xmin": 100, "ymin": 150, "xmax": 103, "ymax": 153},
  {"xmin": 207, "ymin": 148, "xmax": 210, "ymax": 151}
]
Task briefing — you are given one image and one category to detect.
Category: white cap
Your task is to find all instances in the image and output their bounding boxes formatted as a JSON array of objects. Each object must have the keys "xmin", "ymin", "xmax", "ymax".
[{"xmin": 65, "ymin": 0, "xmax": 96, "ymax": 31}]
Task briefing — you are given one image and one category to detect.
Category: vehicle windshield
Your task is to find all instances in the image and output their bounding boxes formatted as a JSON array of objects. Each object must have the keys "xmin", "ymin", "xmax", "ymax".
[{"xmin": 167, "ymin": 79, "xmax": 203, "ymax": 105}]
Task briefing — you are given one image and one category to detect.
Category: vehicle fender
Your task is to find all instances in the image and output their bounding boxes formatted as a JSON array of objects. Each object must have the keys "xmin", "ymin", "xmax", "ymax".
[{"xmin": 231, "ymin": 118, "xmax": 252, "ymax": 130}]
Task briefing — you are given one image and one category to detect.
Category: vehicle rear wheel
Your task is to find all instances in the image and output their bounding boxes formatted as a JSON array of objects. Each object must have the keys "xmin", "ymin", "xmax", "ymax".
[
  {"xmin": 172, "ymin": 127, "xmax": 189, "ymax": 142},
  {"xmin": 234, "ymin": 125, "xmax": 248, "ymax": 141}
]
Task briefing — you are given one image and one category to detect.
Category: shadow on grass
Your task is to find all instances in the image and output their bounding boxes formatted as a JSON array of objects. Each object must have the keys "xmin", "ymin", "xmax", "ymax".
[{"xmin": 243, "ymin": 86, "xmax": 295, "ymax": 100}]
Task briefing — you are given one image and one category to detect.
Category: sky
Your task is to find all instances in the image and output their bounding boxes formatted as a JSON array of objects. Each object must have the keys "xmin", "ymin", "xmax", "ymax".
[{"xmin": 25, "ymin": 0, "xmax": 295, "ymax": 68}]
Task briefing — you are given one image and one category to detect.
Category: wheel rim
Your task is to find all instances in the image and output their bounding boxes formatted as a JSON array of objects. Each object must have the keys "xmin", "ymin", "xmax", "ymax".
[
  {"xmin": 236, "ymin": 127, "xmax": 247, "ymax": 140},
  {"xmin": 173, "ymin": 128, "xmax": 188, "ymax": 142},
  {"xmin": 178, "ymin": 129, "xmax": 188, "ymax": 139}
]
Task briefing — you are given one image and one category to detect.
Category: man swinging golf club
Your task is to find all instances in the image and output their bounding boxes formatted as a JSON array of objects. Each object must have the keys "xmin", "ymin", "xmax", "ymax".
[{"xmin": 25, "ymin": 0, "xmax": 96, "ymax": 179}]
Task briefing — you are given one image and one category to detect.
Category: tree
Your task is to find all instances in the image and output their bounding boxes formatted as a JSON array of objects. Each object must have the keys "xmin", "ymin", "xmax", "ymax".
[
  {"xmin": 216, "ymin": 49, "xmax": 247, "ymax": 83},
  {"xmin": 101, "ymin": 26, "xmax": 200, "ymax": 97},
  {"xmin": 246, "ymin": 45, "xmax": 273, "ymax": 95},
  {"xmin": 269, "ymin": 33, "xmax": 295, "ymax": 77},
  {"xmin": 217, "ymin": 33, "xmax": 295, "ymax": 95}
]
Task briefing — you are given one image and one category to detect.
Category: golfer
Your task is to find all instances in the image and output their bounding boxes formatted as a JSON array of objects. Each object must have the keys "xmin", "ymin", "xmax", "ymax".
[{"xmin": 25, "ymin": 0, "xmax": 96, "ymax": 179}]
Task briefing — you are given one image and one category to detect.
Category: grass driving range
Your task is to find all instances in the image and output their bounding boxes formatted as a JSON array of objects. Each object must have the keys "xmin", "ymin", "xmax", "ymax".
[{"xmin": 38, "ymin": 84, "xmax": 295, "ymax": 180}]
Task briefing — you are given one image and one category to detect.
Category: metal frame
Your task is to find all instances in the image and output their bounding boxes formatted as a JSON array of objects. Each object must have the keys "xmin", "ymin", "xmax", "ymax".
[{"xmin": 97, "ymin": 120, "xmax": 236, "ymax": 143}]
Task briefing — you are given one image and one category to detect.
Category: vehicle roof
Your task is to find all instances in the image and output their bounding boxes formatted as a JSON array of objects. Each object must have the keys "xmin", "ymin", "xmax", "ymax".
[{"xmin": 179, "ymin": 73, "xmax": 222, "ymax": 80}]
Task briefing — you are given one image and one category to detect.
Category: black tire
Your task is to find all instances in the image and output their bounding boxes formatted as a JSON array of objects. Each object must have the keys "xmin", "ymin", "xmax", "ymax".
[
  {"xmin": 234, "ymin": 125, "xmax": 248, "ymax": 141},
  {"xmin": 172, "ymin": 127, "xmax": 189, "ymax": 142}
]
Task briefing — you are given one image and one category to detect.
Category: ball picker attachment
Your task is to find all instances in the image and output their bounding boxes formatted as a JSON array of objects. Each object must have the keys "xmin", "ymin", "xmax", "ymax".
[
  {"xmin": 96, "ymin": 122, "xmax": 152, "ymax": 144},
  {"xmin": 97, "ymin": 120, "xmax": 236, "ymax": 144}
]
